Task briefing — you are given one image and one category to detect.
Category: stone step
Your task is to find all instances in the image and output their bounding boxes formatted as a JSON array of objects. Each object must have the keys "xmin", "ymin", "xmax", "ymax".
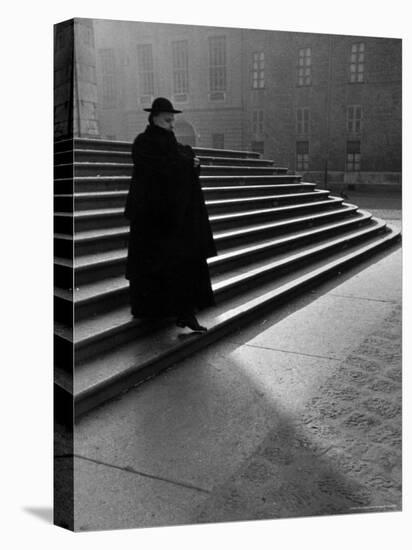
[
  {"xmin": 54, "ymin": 212, "xmax": 382, "ymax": 326},
  {"xmin": 55, "ymin": 137, "xmax": 262, "ymax": 159},
  {"xmin": 54, "ymin": 203, "xmax": 358, "ymax": 259},
  {"xmin": 195, "ymin": 147, "xmax": 262, "ymax": 160},
  {"xmin": 55, "ymin": 209, "xmax": 370, "ymax": 290},
  {"xmin": 54, "ymin": 196, "xmax": 345, "ymax": 234},
  {"xmin": 54, "ymin": 320, "xmax": 73, "ymax": 384},
  {"xmin": 55, "ymin": 148, "xmax": 276, "ymax": 167},
  {"xmin": 55, "ymin": 187, "xmax": 327, "ymax": 213},
  {"xmin": 200, "ymin": 182, "xmax": 314, "ymax": 199},
  {"xmin": 200, "ymin": 196, "xmax": 345, "ymax": 232},
  {"xmin": 55, "ymin": 227, "xmax": 129, "ymax": 258},
  {"xmin": 54, "ymin": 178, "xmax": 74, "ymax": 195},
  {"xmin": 54, "ymin": 174, "xmax": 302, "ymax": 194},
  {"xmin": 55, "ymin": 209, "xmax": 125, "ymax": 234},
  {"xmin": 64, "ymin": 220, "xmax": 400, "ymax": 417},
  {"xmin": 70, "ymin": 182, "xmax": 315, "ymax": 206},
  {"xmin": 186, "ymin": 156, "xmax": 275, "ymax": 167},
  {"xmin": 199, "ymin": 174, "xmax": 301, "ymax": 187},
  {"xmin": 55, "ymin": 138, "xmax": 133, "ymax": 154},
  {"xmin": 55, "ymin": 162, "xmax": 289, "ymax": 179},
  {"xmin": 56, "ymin": 207, "xmax": 363, "ymax": 287},
  {"xmin": 58, "ymin": 211, "xmax": 383, "ymax": 366}
]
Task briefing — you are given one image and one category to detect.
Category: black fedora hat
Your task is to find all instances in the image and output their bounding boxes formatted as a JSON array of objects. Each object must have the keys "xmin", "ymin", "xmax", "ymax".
[{"xmin": 143, "ymin": 97, "xmax": 182, "ymax": 114}]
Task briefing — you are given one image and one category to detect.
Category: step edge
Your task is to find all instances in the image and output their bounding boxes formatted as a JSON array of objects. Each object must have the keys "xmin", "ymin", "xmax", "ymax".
[
  {"xmin": 69, "ymin": 174, "xmax": 300, "ymax": 183},
  {"xmin": 70, "ymin": 216, "xmax": 385, "ymax": 330},
  {"xmin": 70, "ymin": 196, "xmax": 342, "ymax": 220},
  {"xmin": 74, "ymin": 228, "xmax": 400, "ymax": 406},
  {"xmin": 212, "ymin": 219, "xmax": 387, "ymax": 291},
  {"xmin": 70, "ymin": 185, "xmax": 317, "ymax": 200},
  {"xmin": 72, "ymin": 210, "xmax": 371, "ymax": 272},
  {"xmin": 70, "ymin": 204, "xmax": 358, "ymax": 244},
  {"xmin": 72, "ymin": 138, "xmax": 263, "ymax": 157}
]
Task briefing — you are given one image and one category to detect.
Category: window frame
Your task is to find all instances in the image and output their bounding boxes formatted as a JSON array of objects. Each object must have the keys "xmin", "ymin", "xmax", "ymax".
[
  {"xmin": 99, "ymin": 49, "xmax": 116, "ymax": 109},
  {"xmin": 172, "ymin": 39, "xmax": 189, "ymax": 95},
  {"xmin": 137, "ymin": 43, "xmax": 155, "ymax": 96},
  {"xmin": 348, "ymin": 42, "xmax": 365, "ymax": 83},
  {"xmin": 101, "ymin": 75, "xmax": 116, "ymax": 108},
  {"xmin": 346, "ymin": 140, "xmax": 361, "ymax": 171},
  {"xmin": 296, "ymin": 140, "xmax": 310, "ymax": 171},
  {"xmin": 297, "ymin": 47, "xmax": 312, "ymax": 87},
  {"xmin": 252, "ymin": 51, "xmax": 265, "ymax": 89},
  {"xmin": 347, "ymin": 105, "xmax": 363, "ymax": 133},
  {"xmin": 296, "ymin": 107, "xmax": 310, "ymax": 135},
  {"xmin": 208, "ymin": 35, "xmax": 227, "ymax": 93}
]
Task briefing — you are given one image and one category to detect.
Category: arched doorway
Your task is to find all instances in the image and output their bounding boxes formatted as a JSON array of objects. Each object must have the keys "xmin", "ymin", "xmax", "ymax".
[{"xmin": 174, "ymin": 120, "xmax": 196, "ymax": 147}]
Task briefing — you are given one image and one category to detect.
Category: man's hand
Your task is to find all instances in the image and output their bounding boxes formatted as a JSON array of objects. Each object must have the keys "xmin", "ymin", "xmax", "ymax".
[{"xmin": 193, "ymin": 156, "xmax": 200, "ymax": 168}]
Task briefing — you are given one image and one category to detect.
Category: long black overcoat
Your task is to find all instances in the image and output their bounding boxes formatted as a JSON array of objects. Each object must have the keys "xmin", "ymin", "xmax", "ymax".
[{"xmin": 124, "ymin": 123, "xmax": 217, "ymax": 316}]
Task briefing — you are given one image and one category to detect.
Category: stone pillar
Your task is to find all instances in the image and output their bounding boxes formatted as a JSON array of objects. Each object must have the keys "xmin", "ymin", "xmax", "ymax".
[
  {"xmin": 73, "ymin": 18, "xmax": 99, "ymax": 137},
  {"xmin": 54, "ymin": 19, "xmax": 74, "ymax": 139}
]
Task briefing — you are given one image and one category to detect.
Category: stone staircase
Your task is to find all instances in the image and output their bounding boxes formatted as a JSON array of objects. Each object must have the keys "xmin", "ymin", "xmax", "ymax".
[{"xmin": 54, "ymin": 137, "xmax": 401, "ymax": 418}]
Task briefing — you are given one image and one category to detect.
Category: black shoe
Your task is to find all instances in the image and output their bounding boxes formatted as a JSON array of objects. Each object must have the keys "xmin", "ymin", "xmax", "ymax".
[{"xmin": 176, "ymin": 314, "xmax": 207, "ymax": 332}]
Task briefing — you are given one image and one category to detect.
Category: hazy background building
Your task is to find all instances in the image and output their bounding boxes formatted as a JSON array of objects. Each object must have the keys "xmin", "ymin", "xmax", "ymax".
[{"xmin": 55, "ymin": 18, "xmax": 401, "ymax": 187}]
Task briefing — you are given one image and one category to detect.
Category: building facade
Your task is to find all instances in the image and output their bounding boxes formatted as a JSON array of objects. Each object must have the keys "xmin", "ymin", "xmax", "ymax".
[
  {"xmin": 68, "ymin": 19, "xmax": 402, "ymax": 186},
  {"xmin": 239, "ymin": 29, "xmax": 401, "ymax": 186},
  {"xmin": 93, "ymin": 20, "xmax": 245, "ymax": 151}
]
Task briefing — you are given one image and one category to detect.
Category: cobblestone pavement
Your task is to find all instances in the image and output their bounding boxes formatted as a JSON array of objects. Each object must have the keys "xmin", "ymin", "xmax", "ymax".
[{"xmin": 192, "ymin": 302, "xmax": 402, "ymax": 523}]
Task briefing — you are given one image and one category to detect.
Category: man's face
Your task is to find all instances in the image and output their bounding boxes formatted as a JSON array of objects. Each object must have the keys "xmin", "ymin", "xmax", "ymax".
[{"xmin": 153, "ymin": 112, "xmax": 175, "ymax": 132}]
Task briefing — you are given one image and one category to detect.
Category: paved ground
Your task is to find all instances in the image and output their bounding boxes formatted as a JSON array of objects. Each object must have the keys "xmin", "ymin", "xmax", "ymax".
[
  {"xmin": 338, "ymin": 188, "xmax": 402, "ymax": 223},
  {"xmin": 71, "ymin": 203, "xmax": 402, "ymax": 532},
  {"xmin": 194, "ymin": 298, "xmax": 402, "ymax": 524}
]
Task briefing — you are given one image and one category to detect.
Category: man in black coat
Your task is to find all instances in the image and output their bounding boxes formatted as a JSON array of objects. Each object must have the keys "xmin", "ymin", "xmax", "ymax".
[{"xmin": 124, "ymin": 98, "xmax": 217, "ymax": 332}]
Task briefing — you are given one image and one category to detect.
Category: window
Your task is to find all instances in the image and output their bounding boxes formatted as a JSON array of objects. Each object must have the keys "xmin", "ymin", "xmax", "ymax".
[
  {"xmin": 349, "ymin": 43, "xmax": 365, "ymax": 83},
  {"xmin": 251, "ymin": 141, "xmax": 264, "ymax": 155},
  {"xmin": 346, "ymin": 141, "xmax": 361, "ymax": 171},
  {"xmin": 172, "ymin": 40, "xmax": 189, "ymax": 95},
  {"xmin": 209, "ymin": 36, "xmax": 226, "ymax": 96},
  {"xmin": 297, "ymin": 47, "xmax": 312, "ymax": 86},
  {"xmin": 212, "ymin": 133, "xmax": 225, "ymax": 149},
  {"xmin": 102, "ymin": 76, "xmax": 116, "ymax": 108},
  {"xmin": 99, "ymin": 49, "xmax": 116, "ymax": 108},
  {"xmin": 347, "ymin": 105, "xmax": 362, "ymax": 133},
  {"xmin": 252, "ymin": 51, "xmax": 265, "ymax": 89},
  {"xmin": 296, "ymin": 141, "xmax": 309, "ymax": 171},
  {"xmin": 137, "ymin": 44, "xmax": 154, "ymax": 96},
  {"xmin": 252, "ymin": 110, "xmax": 264, "ymax": 135},
  {"xmin": 296, "ymin": 107, "xmax": 310, "ymax": 135}
]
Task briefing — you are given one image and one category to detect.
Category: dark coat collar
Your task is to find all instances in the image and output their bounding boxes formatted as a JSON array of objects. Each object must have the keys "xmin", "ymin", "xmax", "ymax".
[
  {"xmin": 144, "ymin": 123, "xmax": 179, "ymax": 151},
  {"xmin": 145, "ymin": 123, "xmax": 175, "ymax": 137}
]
